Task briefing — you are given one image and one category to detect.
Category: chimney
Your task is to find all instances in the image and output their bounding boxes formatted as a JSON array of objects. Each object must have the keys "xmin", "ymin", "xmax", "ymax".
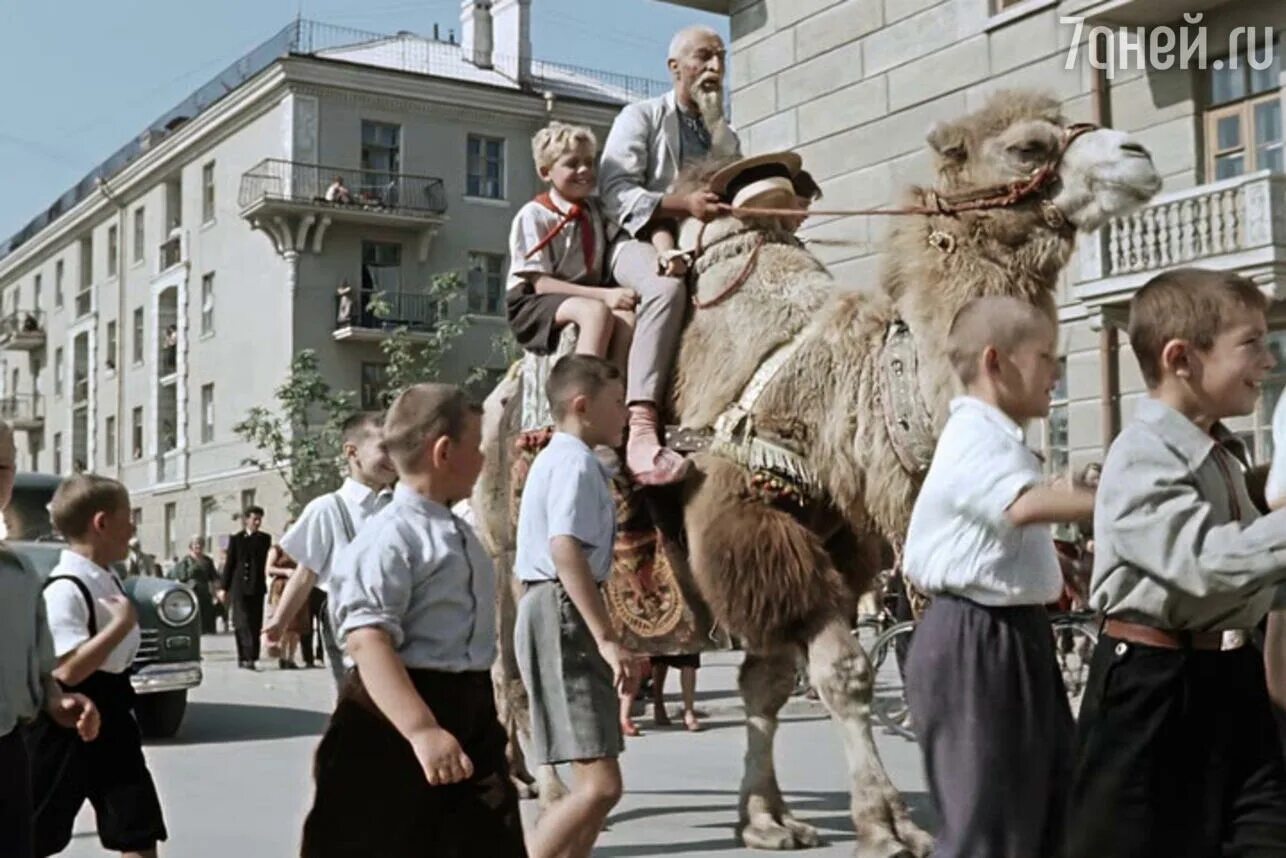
[
  {"xmin": 491, "ymin": 0, "xmax": 531, "ymax": 82},
  {"xmin": 460, "ymin": 1, "xmax": 493, "ymax": 69}
]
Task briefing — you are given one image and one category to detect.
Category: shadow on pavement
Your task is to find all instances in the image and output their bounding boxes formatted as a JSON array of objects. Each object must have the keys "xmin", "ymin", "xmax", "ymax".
[{"xmin": 151, "ymin": 702, "xmax": 330, "ymax": 746}]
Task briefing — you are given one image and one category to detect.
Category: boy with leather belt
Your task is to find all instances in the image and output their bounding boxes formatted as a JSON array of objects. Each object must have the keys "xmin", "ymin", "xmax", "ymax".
[{"xmin": 1069, "ymin": 268, "xmax": 1286, "ymax": 856}]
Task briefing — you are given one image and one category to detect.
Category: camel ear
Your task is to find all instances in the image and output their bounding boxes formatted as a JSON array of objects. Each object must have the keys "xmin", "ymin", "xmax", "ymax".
[{"xmin": 926, "ymin": 121, "xmax": 966, "ymax": 162}]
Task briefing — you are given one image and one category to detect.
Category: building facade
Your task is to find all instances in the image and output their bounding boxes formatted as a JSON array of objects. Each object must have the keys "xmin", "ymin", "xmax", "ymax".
[
  {"xmin": 0, "ymin": 8, "xmax": 657, "ymax": 560},
  {"xmin": 668, "ymin": 0, "xmax": 1286, "ymax": 475}
]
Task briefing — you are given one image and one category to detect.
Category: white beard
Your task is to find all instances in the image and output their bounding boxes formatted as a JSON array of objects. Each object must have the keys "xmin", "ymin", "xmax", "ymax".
[{"xmin": 692, "ymin": 84, "xmax": 737, "ymax": 158}]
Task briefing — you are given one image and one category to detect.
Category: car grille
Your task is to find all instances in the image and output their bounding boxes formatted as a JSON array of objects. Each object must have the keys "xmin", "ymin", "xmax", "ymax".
[{"xmin": 134, "ymin": 629, "xmax": 160, "ymax": 667}]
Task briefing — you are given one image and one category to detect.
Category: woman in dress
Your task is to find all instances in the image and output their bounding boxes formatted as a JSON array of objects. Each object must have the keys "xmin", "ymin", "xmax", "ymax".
[{"xmin": 265, "ymin": 525, "xmax": 309, "ymax": 670}]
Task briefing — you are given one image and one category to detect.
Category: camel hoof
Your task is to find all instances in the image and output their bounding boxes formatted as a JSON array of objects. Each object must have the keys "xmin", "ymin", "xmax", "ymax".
[
  {"xmin": 739, "ymin": 817, "xmax": 822, "ymax": 850},
  {"xmin": 895, "ymin": 824, "xmax": 934, "ymax": 857},
  {"xmin": 852, "ymin": 840, "xmax": 914, "ymax": 858}
]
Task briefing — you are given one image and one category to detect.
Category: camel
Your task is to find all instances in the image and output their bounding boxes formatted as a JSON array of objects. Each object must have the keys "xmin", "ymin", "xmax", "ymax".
[{"xmin": 472, "ymin": 90, "xmax": 1162, "ymax": 856}]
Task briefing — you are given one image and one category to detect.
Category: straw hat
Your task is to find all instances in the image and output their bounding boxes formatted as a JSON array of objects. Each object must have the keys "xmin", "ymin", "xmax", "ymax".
[{"xmin": 708, "ymin": 151, "xmax": 804, "ymax": 210}]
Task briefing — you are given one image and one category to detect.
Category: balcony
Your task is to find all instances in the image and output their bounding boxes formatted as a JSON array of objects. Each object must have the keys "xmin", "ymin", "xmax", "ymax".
[
  {"xmin": 0, "ymin": 310, "xmax": 46, "ymax": 351},
  {"xmin": 333, "ymin": 288, "xmax": 441, "ymax": 342},
  {"xmin": 1068, "ymin": 0, "xmax": 1236, "ymax": 24},
  {"xmin": 0, "ymin": 394, "xmax": 44, "ymax": 431},
  {"xmin": 74, "ymin": 287, "xmax": 93, "ymax": 319},
  {"xmin": 1075, "ymin": 170, "xmax": 1286, "ymax": 309},
  {"xmin": 239, "ymin": 160, "xmax": 448, "ymax": 226}
]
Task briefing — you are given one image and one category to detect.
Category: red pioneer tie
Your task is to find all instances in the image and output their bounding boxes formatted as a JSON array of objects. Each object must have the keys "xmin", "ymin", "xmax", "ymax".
[{"xmin": 525, "ymin": 192, "xmax": 596, "ymax": 273}]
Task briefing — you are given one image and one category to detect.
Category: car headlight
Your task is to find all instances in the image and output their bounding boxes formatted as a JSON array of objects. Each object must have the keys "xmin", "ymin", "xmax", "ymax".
[{"xmin": 154, "ymin": 588, "xmax": 197, "ymax": 628}]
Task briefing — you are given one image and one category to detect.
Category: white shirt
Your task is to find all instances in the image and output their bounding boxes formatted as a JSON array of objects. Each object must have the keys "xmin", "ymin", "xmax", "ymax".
[
  {"xmin": 281, "ymin": 477, "xmax": 393, "ymax": 593},
  {"xmin": 43, "ymin": 550, "xmax": 140, "ymax": 675},
  {"xmin": 514, "ymin": 432, "xmax": 616, "ymax": 583},
  {"xmin": 331, "ymin": 484, "xmax": 497, "ymax": 672},
  {"xmin": 1266, "ymin": 394, "xmax": 1286, "ymax": 508},
  {"xmin": 505, "ymin": 189, "xmax": 607, "ymax": 293},
  {"xmin": 904, "ymin": 397, "xmax": 1062, "ymax": 606}
]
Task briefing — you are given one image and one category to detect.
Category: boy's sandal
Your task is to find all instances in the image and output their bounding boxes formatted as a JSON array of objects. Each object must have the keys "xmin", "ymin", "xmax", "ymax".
[
  {"xmin": 621, "ymin": 719, "xmax": 642, "ymax": 737},
  {"xmin": 683, "ymin": 711, "xmax": 703, "ymax": 733}
]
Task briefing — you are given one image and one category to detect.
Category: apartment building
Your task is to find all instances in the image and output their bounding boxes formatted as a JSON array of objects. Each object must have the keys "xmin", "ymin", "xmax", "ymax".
[
  {"xmin": 668, "ymin": 0, "xmax": 1286, "ymax": 474},
  {"xmin": 0, "ymin": 3, "xmax": 661, "ymax": 558}
]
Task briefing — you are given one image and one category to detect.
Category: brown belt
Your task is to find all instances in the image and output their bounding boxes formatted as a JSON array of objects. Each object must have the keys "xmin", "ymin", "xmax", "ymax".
[{"xmin": 1103, "ymin": 618, "xmax": 1250, "ymax": 652}]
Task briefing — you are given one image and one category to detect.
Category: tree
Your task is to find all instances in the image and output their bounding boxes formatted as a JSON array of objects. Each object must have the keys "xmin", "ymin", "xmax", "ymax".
[
  {"xmin": 371, "ymin": 272, "xmax": 468, "ymax": 403},
  {"xmin": 233, "ymin": 350, "xmax": 352, "ymax": 517}
]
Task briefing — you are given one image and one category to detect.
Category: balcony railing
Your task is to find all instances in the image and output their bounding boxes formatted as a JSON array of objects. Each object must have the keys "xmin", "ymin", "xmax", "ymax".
[
  {"xmin": 74, "ymin": 288, "xmax": 92, "ymax": 318},
  {"xmin": 72, "ymin": 376, "xmax": 89, "ymax": 404},
  {"xmin": 0, "ymin": 394, "xmax": 44, "ymax": 428},
  {"xmin": 1077, "ymin": 170, "xmax": 1286, "ymax": 302},
  {"xmin": 159, "ymin": 235, "xmax": 183, "ymax": 271},
  {"xmin": 239, "ymin": 160, "xmax": 448, "ymax": 216},
  {"xmin": 335, "ymin": 288, "xmax": 440, "ymax": 336},
  {"xmin": 0, "ymin": 309, "xmax": 46, "ymax": 350}
]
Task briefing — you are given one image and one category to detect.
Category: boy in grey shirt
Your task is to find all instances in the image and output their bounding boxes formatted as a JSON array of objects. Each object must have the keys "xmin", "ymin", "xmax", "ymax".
[{"xmin": 1069, "ymin": 268, "xmax": 1286, "ymax": 856}]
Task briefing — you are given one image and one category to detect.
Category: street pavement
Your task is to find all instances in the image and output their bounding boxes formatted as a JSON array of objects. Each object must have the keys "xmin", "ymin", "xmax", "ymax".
[{"xmin": 63, "ymin": 634, "xmax": 932, "ymax": 857}]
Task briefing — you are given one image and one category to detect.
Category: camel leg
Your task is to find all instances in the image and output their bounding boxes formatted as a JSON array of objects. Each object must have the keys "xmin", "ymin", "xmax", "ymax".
[
  {"xmin": 807, "ymin": 619, "xmax": 932, "ymax": 858},
  {"xmin": 738, "ymin": 648, "xmax": 823, "ymax": 850}
]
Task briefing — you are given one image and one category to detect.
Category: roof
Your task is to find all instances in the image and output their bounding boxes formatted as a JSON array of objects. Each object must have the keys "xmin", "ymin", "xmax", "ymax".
[{"xmin": 0, "ymin": 18, "xmax": 667, "ymax": 265}]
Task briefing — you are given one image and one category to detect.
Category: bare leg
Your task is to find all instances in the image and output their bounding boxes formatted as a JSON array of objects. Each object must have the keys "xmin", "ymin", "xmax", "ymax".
[
  {"xmin": 526, "ymin": 758, "xmax": 623, "ymax": 858},
  {"xmin": 122, "ymin": 850, "xmax": 157, "ymax": 858},
  {"xmin": 554, "ymin": 298, "xmax": 612, "ymax": 358},
  {"xmin": 620, "ymin": 691, "xmax": 641, "ymax": 737},
  {"xmin": 808, "ymin": 618, "xmax": 932, "ymax": 858},
  {"xmin": 680, "ymin": 666, "xmax": 701, "ymax": 731},
  {"xmin": 652, "ymin": 662, "xmax": 671, "ymax": 725},
  {"xmin": 738, "ymin": 648, "xmax": 821, "ymax": 850}
]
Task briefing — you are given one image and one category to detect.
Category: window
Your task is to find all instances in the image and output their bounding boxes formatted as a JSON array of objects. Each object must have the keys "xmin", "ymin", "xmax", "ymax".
[
  {"xmin": 105, "ymin": 320, "xmax": 117, "ymax": 371},
  {"xmin": 240, "ymin": 489, "xmax": 256, "ymax": 516},
  {"xmin": 131, "ymin": 507, "xmax": 142, "ymax": 529},
  {"xmin": 78, "ymin": 237, "xmax": 92, "ymax": 289},
  {"xmin": 107, "ymin": 225, "xmax": 118, "ymax": 275},
  {"xmin": 467, "ymin": 252, "xmax": 505, "ymax": 315},
  {"xmin": 201, "ymin": 273, "xmax": 215, "ymax": 334},
  {"xmin": 360, "ymin": 121, "xmax": 401, "ymax": 198},
  {"xmin": 1042, "ymin": 356, "xmax": 1069, "ymax": 477},
  {"xmin": 53, "ymin": 348, "xmax": 63, "ymax": 398},
  {"xmin": 132, "ymin": 407, "xmax": 143, "ymax": 460},
  {"xmin": 201, "ymin": 383, "xmax": 214, "ymax": 443},
  {"xmin": 132, "ymin": 207, "xmax": 145, "ymax": 264},
  {"xmin": 1206, "ymin": 36, "xmax": 1283, "ymax": 180},
  {"xmin": 54, "ymin": 260, "xmax": 63, "ymax": 308},
  {"xmin": 200, "ymin": 496, "xmax": 216, "ymax": 551},
  {"xmin": 33, "ymin": 274, "xmax": 41, "ymax": 310},
  {"xmin": 202, "ymin": 161, "xmax": 216, "ymax": 223},
  {"xmin": 467, "ymin": 135, "xmax": 505, "ymax": 199},
  {"xmin": 360, "ymin": 242, "xmax": 403, "ymax": 316},
  {"xmin": 163, "ymin": 502, "xmax": 176, "ymax": 559},
  {"xmin": 29, "ymin": 435, "xmax": 40, "ymax": 472},
  {"xmin": 132, "ymin": 307, "xmax": 144, "ymax": 364},
  {"xmin": 361, "ymin": 363, "xmax": 389, "ymax": 409},
  {"xmin": 53, "ymin": 433, "xmax": 62, "ymax": 474},
  {"xmin": 9, "ymin": 368, "xmax": 17, "ymax": 398},
  {"xmin": 105, "ymin": 416, "xmax": 116, "ymax": 467}
]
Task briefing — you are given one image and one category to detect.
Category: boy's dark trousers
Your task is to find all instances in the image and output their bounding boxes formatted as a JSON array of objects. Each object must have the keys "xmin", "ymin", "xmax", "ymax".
[
  {"xmin": 25, "ymin": 671, "xmax": 166, "ymax": 857},
  {"xmin": 0, "ymin": 726, "xmax": 33, "ymax": 858},
  {"xmin": 231, "ymin": 586, "xmax": 264, "ymax": 664},
  {"xmin": 301, "ymin": 667, "xmax": 527, "ymax": 858},
  {"xmin": 1069, "ymin": 634, "xmax": 1286, "ymax": 857}
]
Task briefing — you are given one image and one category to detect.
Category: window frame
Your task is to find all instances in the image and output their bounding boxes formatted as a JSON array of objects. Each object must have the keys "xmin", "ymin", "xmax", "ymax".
[
  {"xmin": 52, "ymin": 432, "xmax": 62, "ymax": 474},
  {"xmin": 132, "ymin": 307, "xmax": 144, "ymax": 365},
  {"xmin": 201, "ymin": 272, "xmax": 215, "ymax": 335},
  {"xmin": 131, "ymin": 406, "xmax": 144, "ymax": 460},
  {"xmin": 466, "ymin": 134, "xmax": 506, "ymax": 200},
  {"xmin": 132, "ymin": 207, "xmax": 145, "ymax": 265},
  {"xmin": 466, "ymin": 251, "xmax": 505, "ymax": 315},
  {"xmin": 105, "ymin": 320, "xmax": 118, "ymax": 372},
  {"xmin": 163, "ymin": 502, "xmax": 176, "ymax": 560},
  {"xmin": 1205, "ymin": 93, "xmax": 1283, "ymax": 181},
  {"xmin": 54, "ymin": 260, "xmax": 64, "ymax": 309},
  {"xmin": 201, "ymin": 161, "xmax": 216, "ymax": 224},
  {"xmin": 200, "ymin": 496, "xmax": 216, "ymax": 552},
  {"xmin": 1041, "ymin": 356, "xmax": 1070, "ymax": 478},
  {"xmin": 105, "ymin": 415, "xmax": 116, "ymax": 468},
  {"xmin": 201, "ymin": 383, "xmax": 215, "ymax": 444},
  {"xmin": 53, "ymin": 347, "xmax": 63, "ymax": 398},
  {"xmin": 361, "ymin": 362, "xmax": 389, "ymax": 410}
]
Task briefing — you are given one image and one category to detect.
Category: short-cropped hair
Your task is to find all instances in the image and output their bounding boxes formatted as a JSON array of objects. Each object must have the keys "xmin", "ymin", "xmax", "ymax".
[
  {"xmin": 1129, "ymin": 267, "xmax": 1268, "ymax": 388},
  {"xmin": 531, "ymin": 122, "xmax": 598, "ymax": 174},
  {"xmin": 546, "ymin": 355, "xmax": 623, "ymax": 420},
  {"xmin": 50, "ymin": 474, "xmax": 129, "ymax": 541},
  {"xmin": 947, "ymin": 296, "xmax": 1054, "ymax": 385},
  {"xmin": 382, "ymin": 383, "xmax": 481, "ymax": 472},
  {"xmin": 340, "ymin": 411, "xmax": 382, "ymax": 446},
  {"xmin": 244, "ymin": 505, "xmax": 264, "ymax": 518}
]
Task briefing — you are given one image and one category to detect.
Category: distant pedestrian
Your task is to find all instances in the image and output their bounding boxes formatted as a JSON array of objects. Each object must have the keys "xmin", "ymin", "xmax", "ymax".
[
  {"xmin": 167, "ymin": 536, "xmax": 219, "ymax": 635},
  {"xmin": 218, "ymin": 506, "xmax": 271, "ymax": 670},
  {"xmin": 650, "ymin": 654, "xmax": 702, "ymax": 732},
  {"xmin": 265, "ymin": 528, "xmax": 308, "ymax": 670},
  {"xmin": 301, "ymin": 384, "xmax": 526, "ymax": 858}
]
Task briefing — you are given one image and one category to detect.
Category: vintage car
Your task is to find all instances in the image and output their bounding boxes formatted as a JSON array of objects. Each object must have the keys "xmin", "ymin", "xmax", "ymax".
[{"xmin": 6, "ymin": 472, "xmax": 203, "ymax": 738}]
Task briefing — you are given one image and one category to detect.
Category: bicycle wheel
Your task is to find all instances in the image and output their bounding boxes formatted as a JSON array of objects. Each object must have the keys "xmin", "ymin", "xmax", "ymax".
[
  {"xmin": 1050, "ymin": 615, "xmax": 1098, "ymax": 718},
  {"xmin": 868, "ymin": 620, "xmax": 917, "ymax": 741}
]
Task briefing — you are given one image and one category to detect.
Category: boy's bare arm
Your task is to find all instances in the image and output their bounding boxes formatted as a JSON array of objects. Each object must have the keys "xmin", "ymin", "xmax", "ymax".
[
  {"xmin": 346, "ymin": 627, "xmax": 474, "ymax": 786},
  {"xmin": 1006, "ymin": 485, "xmax": 1095, "ymax": 527},
  {"xmin": 550, "ymin": 535, "xmax": 637, "ymax": 692},
  {"xmin": 52, "ymin": 594, "xmax": 137, "ymax": 687}
]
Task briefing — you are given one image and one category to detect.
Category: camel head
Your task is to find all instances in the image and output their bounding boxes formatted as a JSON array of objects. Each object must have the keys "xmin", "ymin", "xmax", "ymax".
[{"xmin": 926, "ymin": 90, "xmax": 1161, "ymax": 232}]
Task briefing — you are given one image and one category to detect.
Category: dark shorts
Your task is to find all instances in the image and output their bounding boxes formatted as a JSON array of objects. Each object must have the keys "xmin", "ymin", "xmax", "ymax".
[
  {"xmin": 301, "ymin": 668, "xmax": 526, "ymax": 858},
  {"xmin": 652, "ymin": 653, "xmax": 701, "ymax": 669},
  {"xmin": 506, "ymin": 287, "xmax": 570, "ymax": 355},
  {"xmin": 25, "ymin": 672, "xmax": 167, "ymax": 857},
  {"xmin": 0, "ymin": 727, "xmax": 33, "ymax": 858}
]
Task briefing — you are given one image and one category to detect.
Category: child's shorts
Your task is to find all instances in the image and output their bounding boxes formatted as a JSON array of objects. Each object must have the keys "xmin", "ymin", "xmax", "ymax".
[
  {"xmin": 25, "ymin": 672, "xmax": 166, "ymax": 857},
  {"xmin": 301, "ymin": 668, "xmax": 526, "ymax": 858},
  {"xmin": 506, "ymin": 286, "xmax": 571, "ymax": 355},
  {"xmin": 515, "ymin": 580, "xmax": 624, "ymax": 765}
]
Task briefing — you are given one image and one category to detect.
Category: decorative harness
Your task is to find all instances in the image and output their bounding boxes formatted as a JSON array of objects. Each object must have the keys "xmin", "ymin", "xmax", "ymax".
[{"xmin": 692, "ymin": 123, "xmax": 1099, "ymax": 501}]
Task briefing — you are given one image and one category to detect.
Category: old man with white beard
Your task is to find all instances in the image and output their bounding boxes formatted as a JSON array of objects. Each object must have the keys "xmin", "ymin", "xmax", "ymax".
[{"xmin": 599, "ymin": 25, "xmax": 740, "ymax": 485}]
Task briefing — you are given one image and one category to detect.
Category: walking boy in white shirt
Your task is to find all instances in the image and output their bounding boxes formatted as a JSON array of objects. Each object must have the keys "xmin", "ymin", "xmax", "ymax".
[
  {"xmin": 300, "ymin": 384, "xmax": 525, "ymax": 858},
  {"xmin": 903, "ymin": 296, "xmax": 1094, "ymax": 858},
  {"xmin": 30, "ymin": 474, "xmax": 167, "ymax": 857},
  {"xmin": 515, "ymin": 354, "xmax": 637, "ymax": 858},
  {"xmin": 266, "ymin": 412, "xmax": 395, "ymax": 686}
]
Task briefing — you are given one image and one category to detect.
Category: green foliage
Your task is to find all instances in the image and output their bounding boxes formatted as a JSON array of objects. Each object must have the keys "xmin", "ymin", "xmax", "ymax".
[
  {"xmin": 369, "ymin": 272, "xmax": 467, "ymax": 403},
  {"xmin": 233, "ymin": 350, "xmax": 353, "ymax": 516}
]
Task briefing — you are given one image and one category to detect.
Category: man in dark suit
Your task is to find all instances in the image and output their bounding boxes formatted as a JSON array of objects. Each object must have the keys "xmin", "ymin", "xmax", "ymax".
[{"xmin": 218, "ymin": 505, "xmax": 271, "ymax": 669}]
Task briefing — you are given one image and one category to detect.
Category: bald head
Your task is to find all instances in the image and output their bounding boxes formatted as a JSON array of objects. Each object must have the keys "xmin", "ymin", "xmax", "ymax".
[
  {"xmin": 668, "ymin": 25, "xmax": 722, "ymax": 61},
  {"xmin": 948, "ymin": 296, "xmax": 1054, "ymax": 385}
]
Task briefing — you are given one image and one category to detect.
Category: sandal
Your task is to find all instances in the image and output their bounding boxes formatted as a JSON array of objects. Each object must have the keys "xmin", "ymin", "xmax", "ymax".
[
  {"xmin": 683, "ymin": 710, "xmax": 703, "ymax": 733},
  {"xmin": 621, "ymin": 719, "xmax": 642, "ymax": 737}
]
